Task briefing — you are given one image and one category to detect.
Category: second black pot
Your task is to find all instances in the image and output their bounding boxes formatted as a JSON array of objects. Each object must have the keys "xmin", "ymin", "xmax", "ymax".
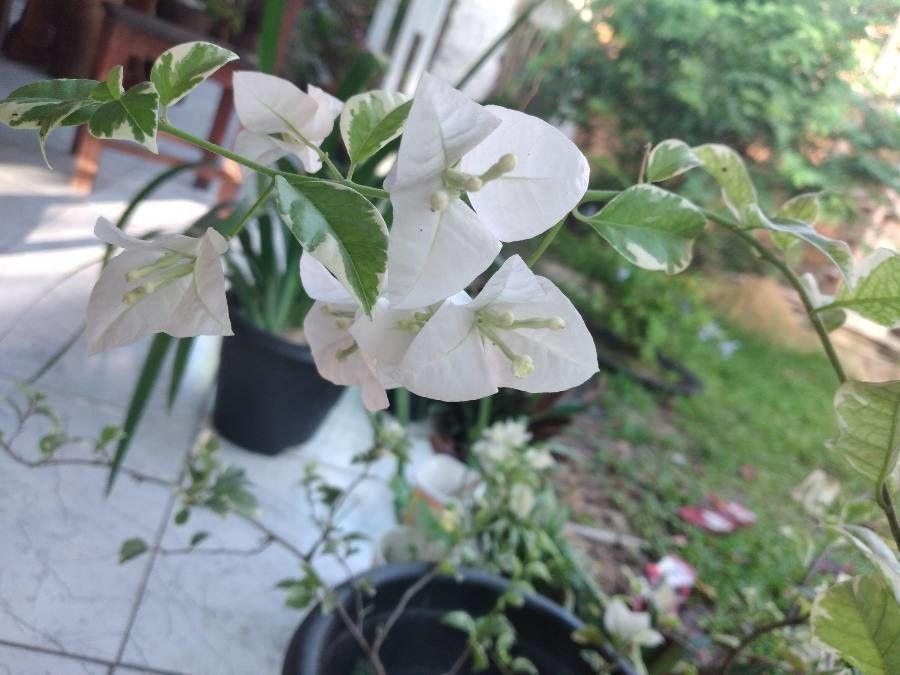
[
  {"xmin": 212, "ymin": 305, "xmax": 343, "ymax": 455},
  {"xmin": 283, "ymin": 562, "xmax": 634, "ymax": 675}
]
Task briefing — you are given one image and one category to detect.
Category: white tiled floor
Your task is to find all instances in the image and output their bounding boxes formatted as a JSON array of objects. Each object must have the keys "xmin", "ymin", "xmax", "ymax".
[{"xmin": 0, "ymin": 56, "xmax": 415, "ymax": 674}]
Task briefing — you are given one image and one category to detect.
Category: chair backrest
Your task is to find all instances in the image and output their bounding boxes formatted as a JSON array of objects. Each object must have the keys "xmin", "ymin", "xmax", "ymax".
[{"xmin": 367, "ymin": 0, "xmax": 453, "ymax": 95}]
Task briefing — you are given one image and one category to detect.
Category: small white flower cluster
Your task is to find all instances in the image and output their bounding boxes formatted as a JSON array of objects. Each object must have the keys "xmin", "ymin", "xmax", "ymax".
[{"xmin": 86, "ymin": 72, "xmax": 599, "ymax": 407}]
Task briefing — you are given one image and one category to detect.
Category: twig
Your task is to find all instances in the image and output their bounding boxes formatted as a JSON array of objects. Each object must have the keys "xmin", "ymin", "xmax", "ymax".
[
  {"xmin": 444, "ymin": 646, "xmax": 471, "ymax": 675},
  {"xmin": 156, "ymin": 535, "xmax": 275, "ymax": 557},
  {"xmin": 333, "ymin": 597, "xmax": 389, "ymax": 675},
  {"xmin": 372, "ymin": 565, "xmax": 443, "ymax": 654},
  {"xmin": 720, "ymin": 614, "xmax": 809, "ymax": 674}
]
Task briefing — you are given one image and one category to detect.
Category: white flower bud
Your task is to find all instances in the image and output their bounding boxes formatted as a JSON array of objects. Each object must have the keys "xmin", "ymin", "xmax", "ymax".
[
  {"xmin": 513, "ymin": 354, "xmax": 534, "ymax": 378},
  {"xmin": 430, "ymin": 189, "xmax": 450, "ymax": 212},
  {"xmin": 497, "ymin": 153, "xmax": 517, "ymax": 173},
  {"xmin": 498, "ymin": 311, "xmax": 515, "ymax": 327}
]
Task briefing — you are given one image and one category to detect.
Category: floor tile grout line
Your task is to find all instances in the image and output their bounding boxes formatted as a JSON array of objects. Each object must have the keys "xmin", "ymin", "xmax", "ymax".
[
  {"xmin": 108, "ymin": 393, "xmax": 216, "ymax": 675},
  {"xmin": 0, "ymin": 638, "xmax": 187, "ymax": 675}
]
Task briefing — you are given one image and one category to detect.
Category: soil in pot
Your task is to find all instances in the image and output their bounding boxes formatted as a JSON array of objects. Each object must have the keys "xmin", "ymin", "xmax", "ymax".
[
  {"xmin": 213, "ymin": 303, "xmax": 343, "ymax": 455},
  {"xmin": 283, "ymin": 562, "xmax": 633, "ymax": 675}
]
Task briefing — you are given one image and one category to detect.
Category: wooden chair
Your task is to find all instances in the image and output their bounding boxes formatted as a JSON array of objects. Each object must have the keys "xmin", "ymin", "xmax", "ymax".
[{"xmin": 71, "ymin": 1, "xmax": 303, "ymax": 199}]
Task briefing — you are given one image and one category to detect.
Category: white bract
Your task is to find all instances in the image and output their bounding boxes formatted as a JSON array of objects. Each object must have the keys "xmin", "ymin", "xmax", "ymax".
[
  {"xmin": 603, "ymin": 598, "xmax": 664, "ymax": 648},
  {"xmin": 385, "ymin": 73, "xmax": 589, "ymax": 308},
  {"xmin": 233, "ymin": 72, "xmax": 342, "ymax": 173},
  {"xmin": 300, "ymin": 253, "xmax": 388, "ymax": 411},
  {"xmin": 380, "ymin": 255, "xmax": 598, "ymax": 402},
  {"xmin": 86, "ymin": 218, "xmax": 231, "ymax": 353},
  {"xmin": 509, "ymin": 483, "xmax": 536, "ymax": 519}
]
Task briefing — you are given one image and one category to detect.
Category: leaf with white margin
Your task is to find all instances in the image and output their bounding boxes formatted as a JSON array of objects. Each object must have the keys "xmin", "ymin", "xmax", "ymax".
[
  {"xmin": 771, "ymin": 192, "xmax": 822, "ymax": 250},
  {"xmin": 833, "ymin": 249, "xmax": 900, "ymax": 328},
  {"xmin": 829, "ymin": 380, "xmax": 900, "ymax": 485},
  {"xmin": 801, "ymin": 273, "xmax": 846, "ymax": 332},
  {"xmin": 745, "ymin": 204, "xmax": 853, "ymax": 286},
  {"xmin": 646, "ymin": 139, "xmax": 701, "ymax": 182},
  {"xmin": 694, "ymin": 143, "xmax": 757, "ymax": 222},
  {"xmin": 458, "ymin": 105, "xmax": 590, "ymax": 241},
  {"xmin": 811, "ymin": 574, "xmax": 900, "ymax": 675},
  {"xmin": 0, "ymin": 78, "xmax": 102, "ymax": 165},
  {"xmin": 340, "ymin": 90, "xmax": 410, "ymax": 166},
  {"xmin": 274, "ymin": 176, "xmax": 387, "ymax": 316},
  {"xmin": 151, "ymin": 41, "xmax": 238, "ymax": 109},
  {"xmin": 840, "ymin": 525, "xmax": 900, "ymax": 606},
  {"xmin": 88, "ymin": 68, "xmax": 159, "ymax": 153},
  {"xmin": 584, "ymin": 184, "xmax": 705, "ymax": 273}
]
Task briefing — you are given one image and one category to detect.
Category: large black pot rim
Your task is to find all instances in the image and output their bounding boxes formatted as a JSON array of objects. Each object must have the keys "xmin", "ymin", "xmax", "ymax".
[
  {"xmin": 283, "ymin": 562, "xmax": 635, "ymax": 675},
  {"xmin": 227, "ymin": 303, "xmax": 315, "ymax": 362}
]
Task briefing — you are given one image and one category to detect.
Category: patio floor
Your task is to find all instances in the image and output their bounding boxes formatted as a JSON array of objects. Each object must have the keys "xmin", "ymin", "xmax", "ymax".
[{"xmin": 0, "ymin": 56, "xmax": 418, "ymax": 674}]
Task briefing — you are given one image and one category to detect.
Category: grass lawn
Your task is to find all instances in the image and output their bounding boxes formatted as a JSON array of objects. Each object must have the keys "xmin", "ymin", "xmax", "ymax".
[{"xmin": 585, "ymin": 316, "xmax": 868, "ymax": 641}]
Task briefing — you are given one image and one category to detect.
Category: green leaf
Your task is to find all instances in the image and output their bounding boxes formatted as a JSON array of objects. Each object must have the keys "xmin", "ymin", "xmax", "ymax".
[
  {"xmin": 646, "ymin": 139, "xmax": 701, "ymax": 182},
  {"xmin": 840, "ymin": 525, "xmax": 900, "ymax": 606},
  {"xmin": 442, "ymin": 610, "xmax": 477, "ymax": 635},
  {"xmin": 584, "ymin": 184, "xmax": 705, "ymax": 273},
  {"xmin": 833, "ymin": 249, "xmax": 900, "ymax": 328},
  {"xmin": 190, "ymin": 531, "xmax": 209, "ymax": 546},
  {"xmin": 119, "ymin": 537, "xmax": 149, "ymax": 563},
  {"xmin": 830, "ymin": 380, "xmax": 900, "ymax": 485},
  {"xmin": 107, "ymin": 334, "xmax": 174, "ymax": 493},
  {"xmin": 167, "ymin": 337, "xmax": 195, "ymax": 409},
  {"xmin": 151, "ymin": 41, "xmax": 238, "ymax": 110},
  {"xmin": 772, "ymin": 193, "xmax": 822, "ymax": 250},
  {"xmin": 88, "ymin": 81, "xmax": 159, "ymax": 153},
  {"xmin": 274, "ymin": 176, "xmax": 388, "ymax": 315},
  {"xmin": 339, "ymin": 91, "xmax": 411, "ymax": 167},
  {"xmin": 174, "ymin": 508, "xmax": 190, "ymax": 525},
  {"xmin": 811, "ymin": 574, "xmax": 900, "ymax": 675},
  {"xmin": 744, "ymin": 205, "xmax": 853, "ymax": 286},
  {"xmin": 0, "ymin": 78, "xmax": 102, "ymax": 166},
  {"xmin": 693, "ymin": 144, "xmax": 757, "ymax": 222}
]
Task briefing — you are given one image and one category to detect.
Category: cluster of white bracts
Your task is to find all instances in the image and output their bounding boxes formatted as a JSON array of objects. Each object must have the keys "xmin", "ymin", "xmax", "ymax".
[{"xmin": 87, "ymin": 72, "xmax": 599, "ymax": 409}]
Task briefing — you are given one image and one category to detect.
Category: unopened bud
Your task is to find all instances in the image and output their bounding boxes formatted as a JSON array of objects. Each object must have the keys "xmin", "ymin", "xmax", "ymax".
[
  {"xmin": 430, "ymin": 189, "xmax": 450, "ymax": 212},
  {"xmin": 464, "ymin": 175, "xmax": 483, "ymax": 192},
  {"xmin": 498, "ymin": 311, "xmax": 515, "ymax": 327},
  {"xmin": 513, "ymin": 355, "xmax": 534, "ymax": 378},
  {"xmin": 497, "ymin": 153, "xmax": 516, "ymax": 173}
]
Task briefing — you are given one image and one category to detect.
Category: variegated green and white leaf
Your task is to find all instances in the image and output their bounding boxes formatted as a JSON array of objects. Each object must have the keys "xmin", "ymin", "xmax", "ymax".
[
  {"xmin": 339, "ymin": 90, "xmax": 411, "ymax": 167},
  {"xmin": 745, "ymin": 205, "xmax": 853, "ymax": 286},
  {"xmin": 646, "ymin": 139, "xmax": 701, "ymax": 182},
  {"xmin": 833, "ymin": 249, "xmax": 900, "ymax": 328},
  {"xmin": 829, "ymin": 380, "xmax": 900, "ymax": 485},
  {"xmin": 811, "ymin": 574, "xmax": 900, "ymax": 675},
  {"xmin": 274, "ymin": 176, "xmax": 388, "ymax": 315},
  {"xmin": 801, "ymin": 273, "xmax": 846, "ymax": 332},
  {"xmin": 88, "ymin": 80, "xmax": 160, "ymax": 153},
  {"xmin": 0, "ymin": 78, "xmax": 102, "ymax": 165},
  {"xmin": 840, "ymin": 525, "xmax": 900, "ymax": 606},
  {"xmin": 151, "ymin": 41, "xmax": 238, "ymax": 110},
  {"xmin": 584, "ymin": 184, "xmax": 705, "ymax": 273},
  {"xmin": 772, "ymin": 192, "xmax": 822, "ymax": 249},
  {"xmin": 694, "ymin": 143, "xmax": 757, "ymax": 222}
]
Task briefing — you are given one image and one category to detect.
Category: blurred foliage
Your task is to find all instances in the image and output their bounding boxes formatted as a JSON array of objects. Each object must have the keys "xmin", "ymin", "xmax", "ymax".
[{"xmin": 519, "ymin": 0, "xmax": 900, "ymax": 193}]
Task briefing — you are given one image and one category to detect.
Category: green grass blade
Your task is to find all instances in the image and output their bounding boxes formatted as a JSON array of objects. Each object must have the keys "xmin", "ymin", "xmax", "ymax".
[
  {"xmin": 107, "ymin": 334, "xmax": 173, "ymax": 493},
  {"xmin": 167, "ymin": 337, "xmax": 195, "ymax": 410}
]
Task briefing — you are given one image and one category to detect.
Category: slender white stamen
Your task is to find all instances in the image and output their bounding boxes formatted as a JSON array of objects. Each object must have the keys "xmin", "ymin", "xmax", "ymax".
[
  {"xmin": 123, "ymin": 263, "xmax": 192, "ymax": 304},
  {"xmin": 125, "ymin": 252, "xmax": 189, "ymax": 282}
]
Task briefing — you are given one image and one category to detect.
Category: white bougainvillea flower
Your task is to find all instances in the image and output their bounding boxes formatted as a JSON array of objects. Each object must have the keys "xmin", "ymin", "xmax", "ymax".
[
  {"xmin": 603, "ymin": 598, "xmax": 664, "ymax": 648},
  {"xmin": 389, "ymin": 255, "xmax": 598, "ymax": 401},
  {"xmin": 509, "ymin": 483, "xmax": 536, "ymax": 519},
  {"xmin": 87, "ymin": 217, "xmax": 231, "ymax": 353},
  {"xmin": 385, "ymin": 73, "xmax": 589, "ymax": 308},
  {"xmin": 300, "ymin": 253, "xmax": 388, "ymax": 411},
  {"xmin": 233, "ymin": 72, "xmax": 342, "ymax": 173}
]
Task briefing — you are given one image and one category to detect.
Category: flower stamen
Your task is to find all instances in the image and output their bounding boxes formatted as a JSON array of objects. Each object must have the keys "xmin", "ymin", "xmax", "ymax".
[{"xmin": 123, "ymin": 263, "xmax": 193, "ymax": 304}]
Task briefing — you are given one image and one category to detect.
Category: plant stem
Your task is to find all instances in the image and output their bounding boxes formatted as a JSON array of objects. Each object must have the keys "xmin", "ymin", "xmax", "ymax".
[
  {"xmin": 333, "ymin": 598, "xmax": 389, "ymax": 675},
  {"xmin": 338, "ymin": 179, "xmax": 389, "ymax": 200},
  {"xmin": 372, "ymin": 565, "xmax": 442, "ymax": 654},
  {"xmin": 225, "ymin": 179, "xmax": 276, "ymax": 238},
  {"xmin": 394, "ymin": 388, "xmax": 411, "ymax": 425},
  {"xmin": 721, "ymin": 614, "xmax": 808, "ymax": 674},
  {"xmin": 472, "ymin": 395, "xmax": 493, "ymax": 442},
  {"xmin": 703, "ymin": 208, "xmax": 847, "ymax": 384},
  {"xmin": 455, "ymin": 0, "xmax": 546, "ymax": 90},
  {"xmin": 880, "ymin": 486, "xmax": 900, "ymax": 551},
  {"xmin": 527, "ymin": 218, "xmax": 564, "ymax": 267},
  {"xmin": 159, "ymin": 121, "xmax": 283, "ymax": 178}
]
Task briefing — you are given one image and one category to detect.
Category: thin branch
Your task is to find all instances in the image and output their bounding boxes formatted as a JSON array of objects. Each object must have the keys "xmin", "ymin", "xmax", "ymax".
[
  {"xmin": 526, "ymin": 218, "xmax": 564, "ymax": 268},
  {"xmin": 444, "ymin": 646, "xmax": 471, "ymax": 675},
  {"xmin": 720, "ymin": 614, "xmax": 809, "ymax": 674},
  {"xmin": 156, "ymin": 535, "xmax": 275, "ymax": 557},
  {"xmin": 880, "ymin": 486, "xmax": 900, "ymax": 552},
  {"xmin": 702, "ymin": 208, "xmax": 847, "ymax": 383},
  {"xmin": 333, "ymin": 596, "xmax": 388, "ymax": 675},
  {"xmin": 372, "ymin": 565, "xmax": 443, "ymax": 653}
]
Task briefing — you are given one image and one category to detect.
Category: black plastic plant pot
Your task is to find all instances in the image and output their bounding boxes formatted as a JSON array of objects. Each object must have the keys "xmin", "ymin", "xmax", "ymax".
[
  {"xmin": 212, "ymin": 305, "xmax": 343, "ymax": 455},
  {"xmin": 282, "ymin": 562, "xmax": 635, "ymax": 675}
]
